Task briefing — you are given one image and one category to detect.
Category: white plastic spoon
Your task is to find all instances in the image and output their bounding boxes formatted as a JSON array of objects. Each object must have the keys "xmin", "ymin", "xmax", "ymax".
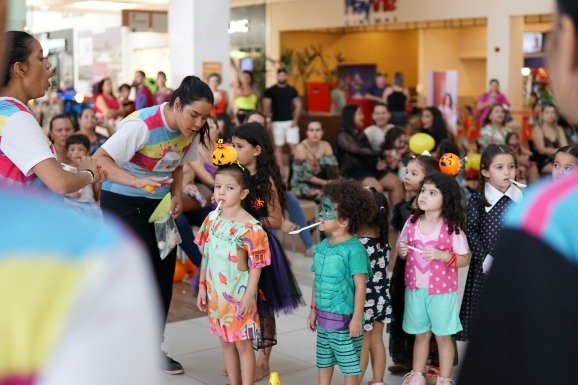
[
  {"xmin": 509, "ymin": 179, "xmax": 527, "ymax": 188},
  {"xmin": 209, "ymin": 200, "xmax": 222, "ymax": 220},
  {"xmin": 289, "ymin": 221, "xmax": 321, "ymax": 234}
]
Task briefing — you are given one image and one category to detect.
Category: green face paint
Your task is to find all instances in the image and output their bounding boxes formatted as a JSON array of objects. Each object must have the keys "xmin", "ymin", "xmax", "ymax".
[{"xmin": 320, "ymin": 196, "xmax": 337, "ymax": 220}]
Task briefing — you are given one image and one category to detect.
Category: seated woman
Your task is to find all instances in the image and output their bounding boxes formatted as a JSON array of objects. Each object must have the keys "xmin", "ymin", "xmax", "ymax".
[
  {"xmin": 336, "ymin": 104, "xmax": 404, "ymax": 205},
  {"xmin": 530, "ymin": 103, "xmax": 568, "ymax": 174},
  {"xmin": 478, "ymin": 103, "xmax": 512, "ymax": 149},
  {"xmin": 291, "ymin": 120, "xmax": 339, "ymax": 201},
  {"xmin": 382, "ymin": 125, "xmax": 410, "ymax": 177}
]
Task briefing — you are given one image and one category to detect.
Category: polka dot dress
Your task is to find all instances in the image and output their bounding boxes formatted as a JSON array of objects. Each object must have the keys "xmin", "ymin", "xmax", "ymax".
[{"xmin": 457, "ymin": 191, "xmax": 513, "ymax": 341}]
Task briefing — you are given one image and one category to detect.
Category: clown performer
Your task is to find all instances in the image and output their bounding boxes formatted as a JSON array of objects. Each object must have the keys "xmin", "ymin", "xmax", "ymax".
[
  {"xmin": 307, "ymin": 179, "xmax": 375, "ymax": 385},
  {"xmin": 94, "ymin": 75, "xmax": 213, "ymax": 374}
]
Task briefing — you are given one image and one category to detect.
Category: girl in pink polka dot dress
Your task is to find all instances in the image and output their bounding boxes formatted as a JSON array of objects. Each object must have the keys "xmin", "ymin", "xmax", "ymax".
[{"xmin": 397, "ymin": 173, "xmax": 471, "ymax": 385}]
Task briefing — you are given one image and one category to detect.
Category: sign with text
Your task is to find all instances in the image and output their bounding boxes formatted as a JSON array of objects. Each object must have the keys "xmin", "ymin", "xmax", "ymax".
[{"xmin": 344, "ymin": 0, "xmax": 398, "ymax": 26}]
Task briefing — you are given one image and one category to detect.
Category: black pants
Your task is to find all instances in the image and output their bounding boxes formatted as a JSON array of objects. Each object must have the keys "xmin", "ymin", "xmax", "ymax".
[{"xmin": 101, "ymin": 191, "xmax": 177, "ymax": 331}]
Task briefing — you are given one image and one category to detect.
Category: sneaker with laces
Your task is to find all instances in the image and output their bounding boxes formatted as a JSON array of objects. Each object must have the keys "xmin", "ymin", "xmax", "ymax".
[
  {"xmin": 436, "ymin": 377, "xmax": 455, "ymax": 385},
  {"xmin": 402, "ymin": 371, "xmax": 426, "ymax": 385},
  {"xmin": 161, "ymin": 351, "xmax": 184, "ymax": 375}
]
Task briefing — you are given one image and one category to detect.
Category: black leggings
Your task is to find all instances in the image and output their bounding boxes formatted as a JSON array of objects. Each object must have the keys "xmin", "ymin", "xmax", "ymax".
[{"xmin": 101, "ymin": 191, "xmax": 177, "ymax": 328}]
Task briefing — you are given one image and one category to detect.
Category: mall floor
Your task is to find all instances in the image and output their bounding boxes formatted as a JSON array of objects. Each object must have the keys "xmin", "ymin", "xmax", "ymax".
[{"xmin": 161, "ymin": 249, "xmax": 470, "ymax": 385}]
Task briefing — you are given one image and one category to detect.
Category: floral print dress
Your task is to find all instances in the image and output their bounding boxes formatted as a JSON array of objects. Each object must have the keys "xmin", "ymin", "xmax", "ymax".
[
  {"xmin": 195, "ymin": 215, "xmax": 271, "ymax": 342},
  {"xmin": 291, "ymin": 155, "xmax": 339, "ymax": 201},
  {"xmin": 359, "ymin": 237, "xmax": 391, "ymax": 330}
]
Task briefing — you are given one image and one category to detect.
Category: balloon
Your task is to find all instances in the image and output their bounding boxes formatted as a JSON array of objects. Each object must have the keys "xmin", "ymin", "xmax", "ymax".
[
  {"xmin": 439, "ymin": 153, "xmax": 462, "ymax": 176},
  {"xmin": 144, "ymin": 77, "xmax": 158, "ymax": 93},
  {"xmin": 173, "ymin": 260, "xmax": 186, "ymax": 282},
  {"xmin": 466, "ymin": 153, "xmax": 481, "ymax": 171},
  {"xmin": 409, "ymin": 133, "xmax": 435, "ymax": 155}
]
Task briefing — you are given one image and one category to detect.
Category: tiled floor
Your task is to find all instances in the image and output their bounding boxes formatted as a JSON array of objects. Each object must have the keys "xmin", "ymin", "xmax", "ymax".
[{"xmin": 162, "ymin": 251, "xmax": 469, "ymax": 385}]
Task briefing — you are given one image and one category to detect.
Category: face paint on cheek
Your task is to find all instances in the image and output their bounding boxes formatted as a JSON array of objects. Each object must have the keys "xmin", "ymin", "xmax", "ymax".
[{"xmin": 320, "ymin": 196, "xmax": 337, "ymax": 220}]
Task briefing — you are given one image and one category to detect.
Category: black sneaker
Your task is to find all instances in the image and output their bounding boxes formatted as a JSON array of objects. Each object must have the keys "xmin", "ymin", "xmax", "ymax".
[{"xmin": 161, "ymin": 351, "xmax": 184, "ymax": 375}]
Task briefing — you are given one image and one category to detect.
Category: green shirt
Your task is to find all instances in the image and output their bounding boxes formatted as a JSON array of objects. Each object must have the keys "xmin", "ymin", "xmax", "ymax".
[{"xmin": 311, "ymin": 237, "xmax": 372, "ymax": 315}]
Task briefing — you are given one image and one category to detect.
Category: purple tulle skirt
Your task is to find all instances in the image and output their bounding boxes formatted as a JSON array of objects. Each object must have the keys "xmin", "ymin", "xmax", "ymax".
[
  {"xmin": 257, "ymin": 230, "xmax": 305, "ymax": 316},
  {"xmin": 254, "ymin": 230, "xmax": 304, "ymax": 350}
]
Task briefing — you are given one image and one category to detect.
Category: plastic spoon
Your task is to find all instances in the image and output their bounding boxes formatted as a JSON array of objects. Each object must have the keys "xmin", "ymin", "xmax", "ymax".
[
  {"xmin": 289, "ymin": 221, "xmax": 321, "ymax": 234},
  {"xmin": 407, "ymin": 245, "xmax": 424, "ymax": 254},
  {"xmin": 509, "ymin": 179, "xmax": 527, "ymax": 188},
  {"xmin": 209, "ymin": 200, "xmax": 222, "ymax": 220}
]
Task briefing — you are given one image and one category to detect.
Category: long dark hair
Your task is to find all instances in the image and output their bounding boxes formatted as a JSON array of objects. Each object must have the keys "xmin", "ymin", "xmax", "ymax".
[
  {"xmin": 170, "ymin": 75, "xmax": 214, "ymax": 146},
  {"xmin": 233, "ymin": 122, "xmax": 287, "ymax": 212},
  {"xmin": 423, "ymin": 106, "xmax": 448, "ymax": 143},
  {"xmin": 479, "ymin": 144, "xmax": 517, "ymax": 206},
  {"xmin": 342, "ymin": 104, "xmax": 360, "ymax": 135},
  {"xmin": 410, "ymin": 173, "xmax": 465, "ymax": 235},
  {"xmin": 2, "ymin": 31, "xmax": 36, "ymax": 88},
  {"xmin": 368, "ymin": 188, "xmax": 389, "ymax": 246}
]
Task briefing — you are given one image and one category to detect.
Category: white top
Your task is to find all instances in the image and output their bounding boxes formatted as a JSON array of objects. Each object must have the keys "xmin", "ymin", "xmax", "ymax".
[
  {"xmin": 364, "ymin": 124, "xmax": 394, "ymax": 151},
  {"xmin": 484, "ymin": 182, "xmax": 523, "ymax": 212}
]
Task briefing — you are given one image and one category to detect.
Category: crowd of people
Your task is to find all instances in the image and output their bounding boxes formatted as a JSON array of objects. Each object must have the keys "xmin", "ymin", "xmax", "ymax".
[{"xmin": 3, "ymin": 0, "xmax": 578, "ymax": 381}]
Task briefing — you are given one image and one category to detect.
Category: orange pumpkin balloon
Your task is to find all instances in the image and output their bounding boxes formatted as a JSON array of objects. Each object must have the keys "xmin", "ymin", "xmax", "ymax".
[
  {"xmin": 173, "ymin": 260, "xmax": 186, "ymax": 282},
  {"xmin": 439, "ymin": 153, "xmax": 461, "ymax": 176}
]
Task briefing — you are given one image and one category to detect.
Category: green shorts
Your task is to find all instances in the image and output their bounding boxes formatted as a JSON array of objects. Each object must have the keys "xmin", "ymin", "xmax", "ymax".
[
  {"xmin": 403, "ymin": 288, "xmax": 463, "ymax": 336},
  {"xmin": 316, "ymin": 327, "xmax": 363, "ymax": 375}
]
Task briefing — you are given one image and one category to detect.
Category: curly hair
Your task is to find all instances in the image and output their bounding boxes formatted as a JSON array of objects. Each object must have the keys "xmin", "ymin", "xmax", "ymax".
[
  {"xmin": 233, "ymin": 122, "xmax": 286, "ymax": 212},
  {"xmin": 322, "ymin": 179, "xmax": 376, "ymax": 235},
  {"xmin": 410, "ymin": 173, "xmax": 465, "ymax": 235}
]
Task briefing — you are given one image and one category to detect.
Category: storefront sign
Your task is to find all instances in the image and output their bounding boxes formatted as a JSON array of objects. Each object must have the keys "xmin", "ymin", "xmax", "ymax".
[
  {"xmin": 344, "ymin": 0, "xmax": 398, "ymax": 25},
  {"xmin": 229, "ymin": 19, "xmax": 250, "ymax": 34}
]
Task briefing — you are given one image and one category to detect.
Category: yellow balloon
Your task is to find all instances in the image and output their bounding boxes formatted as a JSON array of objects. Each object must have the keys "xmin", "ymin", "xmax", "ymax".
[
  {"xmin": 409, "ymin": 133, "xmax": 435, "ymax": 155},
  {"xmin": 466, "ymin": 153, "xmax": 481, "ymax": 171}
]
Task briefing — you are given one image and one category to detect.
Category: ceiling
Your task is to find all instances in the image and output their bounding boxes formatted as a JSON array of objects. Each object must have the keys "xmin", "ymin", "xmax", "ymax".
[{"xmin": 26, "ymin": 0, "xmax": 266, "ymax": 13}]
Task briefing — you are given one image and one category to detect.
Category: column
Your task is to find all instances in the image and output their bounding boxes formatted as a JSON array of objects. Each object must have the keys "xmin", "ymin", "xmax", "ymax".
[
  {"xmin": 168, "ymin": 0, "xmax": 230, "ymax": 91},
  {"xmin": 486, "ymin": 13, "xmax": 524, "ymax": 114},
  {"xmin": 8, "ymin": 0, "xmax": 26, "ymax": 31}
]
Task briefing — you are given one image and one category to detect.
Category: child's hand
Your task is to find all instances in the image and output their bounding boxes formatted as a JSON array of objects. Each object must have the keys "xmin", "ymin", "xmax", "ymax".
[
  {"xmin": 307, "ymin": 311, "xmax": 317, "ymax": 332},
  {"xmin": 239, "ymin": 292, "xmax": 256, "ymax": 317},
  {"xmin": 423, "ymin": 247, "xmax": 449, "ymax": 262},
  {"xmin": 397, "ymin": 242, "xmax": 408, "ymax": 258},
  {"xmin": 349, "ymin": 318, "xmax": 362, "ymax": 338},
  {"xmin": 197, "ymin": 287, "xmax": 208, "ymax": 312}
]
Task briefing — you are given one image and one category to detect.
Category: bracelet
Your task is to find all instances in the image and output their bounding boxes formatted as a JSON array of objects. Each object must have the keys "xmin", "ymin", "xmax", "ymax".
[
  {"xmin": 447, "ymin": 254, "xmax": 457, "ymax": 269},
  {"xmin": 310, "ymin": 305, "xmax": 316, "ymax": 310},
  {"xmin": 80, "ymin": 169, "xmax": 95, "ymax": 184},
  {"xmin": 199, "ymin": 280, "xmax": 207, "ymax": 286}
]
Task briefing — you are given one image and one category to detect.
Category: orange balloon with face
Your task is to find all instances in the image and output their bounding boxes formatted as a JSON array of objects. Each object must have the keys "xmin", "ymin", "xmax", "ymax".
[{"xmin": 439, "ymin": 153, "xmax": 461, "ymax": 176}]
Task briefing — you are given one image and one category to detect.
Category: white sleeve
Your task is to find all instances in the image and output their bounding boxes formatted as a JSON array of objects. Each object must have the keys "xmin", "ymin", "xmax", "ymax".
[
  {"xmin": 38, "ymin": 240, "xmax": 163, "ymax": 385},
  {"xmin": 100, "ymin": 119, "xmax": 149, "ymax": 166},
  {"xmin": 180, "ymin": 134, "xmax": 199, "ymax": 165},
  {"xmin": 1, "ymin": 112, "xmax": 55, "ymax": 176}
]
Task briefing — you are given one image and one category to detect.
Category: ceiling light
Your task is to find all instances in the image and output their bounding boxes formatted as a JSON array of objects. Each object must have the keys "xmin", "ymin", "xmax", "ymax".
[{"xmin": 71, "ymin": 1, "xmax": 138, "ymax": 12}]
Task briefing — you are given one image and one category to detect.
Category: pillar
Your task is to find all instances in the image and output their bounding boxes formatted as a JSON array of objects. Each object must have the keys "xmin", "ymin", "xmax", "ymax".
[
  {"xmin": 168, "ymin": 0, "xmax": 230, "ymax": 91},
  {"xmin": 486, "ymin": 14, "xmax": 524, "ymax": 114}
]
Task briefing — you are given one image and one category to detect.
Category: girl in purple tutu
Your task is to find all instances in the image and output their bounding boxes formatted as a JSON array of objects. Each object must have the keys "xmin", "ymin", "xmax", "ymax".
[{"xmin": 232, "ymin": 122, "xmax": 305, "ymax": 380}]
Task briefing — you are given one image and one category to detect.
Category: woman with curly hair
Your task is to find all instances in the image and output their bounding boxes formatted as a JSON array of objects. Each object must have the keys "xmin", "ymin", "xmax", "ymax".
[
  {"xmin": 232, "ymin": 122, "xmax": 304, "ymax": 380},
  {"xmin": 306, "ymin": 179, "xmax": 376, "ymax": 385},
  {"xmin": 397, "ymin": 173, "xmax": 471, "ymax": 385}
]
